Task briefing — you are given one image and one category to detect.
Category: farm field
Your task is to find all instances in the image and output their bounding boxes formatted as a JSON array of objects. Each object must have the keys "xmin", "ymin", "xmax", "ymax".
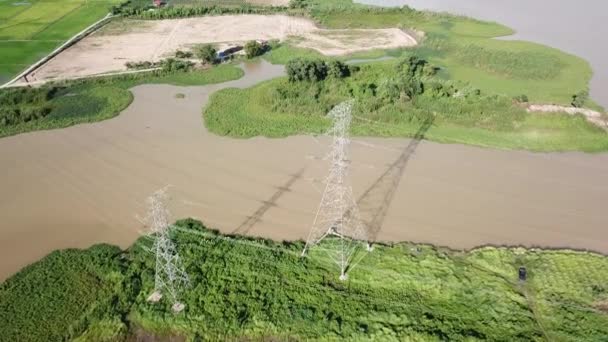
[{"xmin": 0, "ymin": 0, "xmax": 121, "ymax": 83}]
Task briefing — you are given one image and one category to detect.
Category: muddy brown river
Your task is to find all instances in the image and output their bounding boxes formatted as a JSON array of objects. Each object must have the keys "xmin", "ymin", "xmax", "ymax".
[{"xmin": 1, "ymin": 60, "xmax": 607, "ymax": 281}]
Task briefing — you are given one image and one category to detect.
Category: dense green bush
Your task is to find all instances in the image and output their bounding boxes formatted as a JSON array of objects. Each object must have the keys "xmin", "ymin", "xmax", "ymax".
[
  {"xmin": 194, "ymin": 44, "xmax": 217, "ymax": 64},
  {"xmin": 571, "ymin": 89, "xmax": 589, "ymax": 108},
  {"xmin": 244, "ymin": 40, "xmax": 265, "ymax": 59},
  {"xmin": 286, "ymin": 58, "xmax": 354, "ymax": 82},
  {"xmin": 0, "ymin": 87, "xmax": 55, "ymax": 126},
  {"xmin": 0, "ymin": 244, "xmax": 127, "ymax": 342}
]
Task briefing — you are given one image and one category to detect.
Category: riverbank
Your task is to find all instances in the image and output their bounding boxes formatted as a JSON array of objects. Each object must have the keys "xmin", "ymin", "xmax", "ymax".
[
  {"xmin": 1, "ymin": 60, "xmax": 608, "ymax": 282},
  {"xmin": 205, "ymin": 57, "xmax": 608, "ymax": 152},
  {"xmin": 2, "ymin": 219, "xmax": 607, "ymax": 341},
  {"xmin": 0, "ymin": 64, "xmax": 243, "ymax": 138},
  {"xmin": 356, "ymin": 0, "xmax": 608, "ymax": 109}
]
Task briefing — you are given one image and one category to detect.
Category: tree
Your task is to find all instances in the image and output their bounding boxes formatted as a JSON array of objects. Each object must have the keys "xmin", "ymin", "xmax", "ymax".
[
  {"xmin": 194, "ymin": 44, "xmax": 217, "ymax": 64},
  {"xmin": 286, "ymin": 58, "xmax": 354, "ymax": 82},
  {"xmin": 327, "ymin": 60, "xmax": 351, "ymax": 79},
  {"xmin": 244, "ymin": 40, "xmax": 264, "ymax": 59},
  {"xmin": 571, "ymin": 90, "xmax": 588, "ymax": 108}
]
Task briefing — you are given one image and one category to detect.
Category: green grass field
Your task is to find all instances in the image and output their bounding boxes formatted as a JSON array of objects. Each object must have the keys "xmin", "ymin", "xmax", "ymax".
[
  {"xmin": 0, "ymin": 0, "xmax": 121, "ymax": 83},
  {"xmin": 1, "ymin": 219, "xmax": 607, "ymax": 341}
]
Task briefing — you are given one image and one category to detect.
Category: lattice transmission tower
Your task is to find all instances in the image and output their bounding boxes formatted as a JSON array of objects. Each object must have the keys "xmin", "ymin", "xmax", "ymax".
[
  {"xmin": 142, "ymin": 188, "xmax": 190, "ymax": 313},
  {"xmin": 302, "ymin": 100, "xmax": 371, "ymax": 281}
]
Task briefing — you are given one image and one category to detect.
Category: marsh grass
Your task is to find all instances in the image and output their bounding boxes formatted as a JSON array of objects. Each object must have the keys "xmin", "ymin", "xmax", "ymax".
[{"xmin": 0, "ymin": 65, "xmax": 244, "ymax": 138}]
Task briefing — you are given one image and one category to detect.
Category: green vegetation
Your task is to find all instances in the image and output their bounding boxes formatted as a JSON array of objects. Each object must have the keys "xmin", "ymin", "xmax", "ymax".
[
  {"xmin": 305, "ymin": 2, "xmax": 594, "ymax": 106},
  {"xmin": 0, "ymin": 64, "xmax": 243, "ymax": 138},
  {"xmin": 244, "ymin": 40, "xmax": 265, "ymax": 59},
  {"xmin": 0, "ymin": 244, "xmax": 128, "ymax": 342},
  {"xmin": 115, "ymin": 1, "xmax": 289, "ymax": 19},
  {"xmin": 0, "ymin": 0, "xmax": 121, "ymax": 83},
  {"xmin": 2, "ymin": 219, "xmax": 607, "ymax": 341},
  {"xmin": 194, "ymin": 44, "xmax": 218, "ymax": 64},
  {"xmin": 205, "ymin": 56, "xmax": 608, "ymax": 151},
  {"xmin": 286, "ymin": 58, "xmax": 355, "ymax": 82}
]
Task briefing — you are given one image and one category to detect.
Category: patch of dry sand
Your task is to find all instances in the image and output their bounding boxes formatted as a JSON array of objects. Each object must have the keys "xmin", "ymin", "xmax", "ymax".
[{"xmin": 28, "ymin": 15, "xmax": 417, "ymax": 82}]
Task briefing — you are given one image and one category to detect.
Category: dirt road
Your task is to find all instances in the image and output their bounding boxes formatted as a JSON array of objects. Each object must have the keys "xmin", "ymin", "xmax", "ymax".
[{"xmin": 1, "ymin": 60, "xmax": 607, "ymax": 281}]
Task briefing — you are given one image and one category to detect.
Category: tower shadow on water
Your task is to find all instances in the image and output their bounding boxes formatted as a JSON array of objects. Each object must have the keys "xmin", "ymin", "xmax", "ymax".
[{"xmin": 354, "ymin": 116, "xmax": 435, "ymax": 243}]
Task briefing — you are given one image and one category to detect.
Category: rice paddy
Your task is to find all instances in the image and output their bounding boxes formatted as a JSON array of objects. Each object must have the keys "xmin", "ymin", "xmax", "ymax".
[{"xmin": 0, "ymin": 0, "xmax": 121, "ymax": 83}]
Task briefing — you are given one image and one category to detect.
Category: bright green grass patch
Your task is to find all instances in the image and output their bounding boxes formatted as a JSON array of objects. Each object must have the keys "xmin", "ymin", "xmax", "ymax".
[
  {"xmin": 0, "ymin": 1, "xmax": 83, "ymax": 39},
  {"xmin": 33, "ymin": 2, "xmax": 113, "ymax": 40},
  {"xmin": 205, "ymin": 86, "xmax": 329, "ymax": 137},
  {"xmin": 0, "ymin": 40, "xmax": 60, "ymax": 81},
  {"xmin": 264, "ymin": 42, "xmax": 325, "ymax": 65},
  {"xmin": 5, "ymin": 219, "xmax": 606, "ymax": 340},
  {"xmin": 0, "ymin": 0, "xmax": 120, "ymax": 82}
]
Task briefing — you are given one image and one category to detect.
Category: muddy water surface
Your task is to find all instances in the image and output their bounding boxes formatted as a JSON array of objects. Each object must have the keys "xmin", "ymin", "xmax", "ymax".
[{"xmin": 1, "ymin": 60, "xmax": 608, "ymax": 281}]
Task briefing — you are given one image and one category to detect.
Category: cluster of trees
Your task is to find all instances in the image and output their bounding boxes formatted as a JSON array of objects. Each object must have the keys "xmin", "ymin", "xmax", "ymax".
[
  {"xmin": 286, "ymin": 58, "xmax": 356, "ymax": 82},
  {"xmin": 0, "ymin": 87, "xmax": 56, "ymax": 127},
  {"xmin": 115, "ymin": 4, "xmax": 285, "ymax": 19}
]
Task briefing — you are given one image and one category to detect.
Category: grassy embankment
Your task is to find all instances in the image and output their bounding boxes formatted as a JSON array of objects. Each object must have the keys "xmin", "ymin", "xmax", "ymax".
[
  {"xmin": 1, "ymin": 219, "xmax": 607, "ymax": 341},
  {"xmin": 0, "ymin": 64, "xmax": 243, "ymax": 138},
  {"xmin": 207, "ymin": 2, "xmax": 607, "ymax": 152},
  {"xmin": 0, "ymin": 0, "xmax": 123, "ymax": 83}
]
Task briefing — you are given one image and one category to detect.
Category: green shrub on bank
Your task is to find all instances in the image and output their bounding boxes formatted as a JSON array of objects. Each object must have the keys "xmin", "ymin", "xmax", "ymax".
[
  {"xmin": 0, "ymin": 64, "xmax": 244, "ymax": 138},
  {"xmin": 205, "ymin": 56, "xmax": 607, "ymax": 151},
  {"xmin": 286, "ymin": 58, "xmax": 355, "ymax": 82},
  {"xmin": 3, "ymin": 219, "xmax": 607, "ymax": 340},
  {"xmin": 244, "ymin": 40, "xmax": 265, "ymax": 59},
  {"xmin": 0, "ymin": 245, "xmax": 127, "ymax": 342}
]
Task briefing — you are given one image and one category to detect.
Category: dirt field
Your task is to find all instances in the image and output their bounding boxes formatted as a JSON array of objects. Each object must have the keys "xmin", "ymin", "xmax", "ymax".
[
  {"xmin": 1, "ymin": 60, "xmax": 608, "ymax": 281},
  {"xmin": 27, "ymin": 15, "xmax": 417, "ymax": 82}
]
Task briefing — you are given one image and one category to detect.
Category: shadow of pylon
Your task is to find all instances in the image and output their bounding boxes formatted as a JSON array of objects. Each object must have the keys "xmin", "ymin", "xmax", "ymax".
[
  {"xmin": 351, "ymin": 116, "xmax": 435, "ymax": 242},
  {"xmin": 232, "ymin": 167, "xmax": 306, "ymax": 235}
]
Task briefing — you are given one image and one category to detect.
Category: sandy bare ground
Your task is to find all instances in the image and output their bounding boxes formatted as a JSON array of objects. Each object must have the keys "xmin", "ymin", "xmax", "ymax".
[
  {"xmin": 528, "ymin": 104, "xmax": 608, "ymax": 130},
  {"xmin": 1, "ymin": 61, "xmax": 608, "ymax": 281},
  {"xmin": 26, "ymin": 15, "xmax": 417, "ymax": 82}
]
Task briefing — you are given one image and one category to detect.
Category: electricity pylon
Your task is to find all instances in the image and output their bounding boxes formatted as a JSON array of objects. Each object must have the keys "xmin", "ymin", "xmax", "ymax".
[
  {"xmin": 142, "ymin": 188, "xmax": 190, "ymax": 313},
  {"xmin": 302, "ymin": 100, "xmax": 370, "ymax": 281}
]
